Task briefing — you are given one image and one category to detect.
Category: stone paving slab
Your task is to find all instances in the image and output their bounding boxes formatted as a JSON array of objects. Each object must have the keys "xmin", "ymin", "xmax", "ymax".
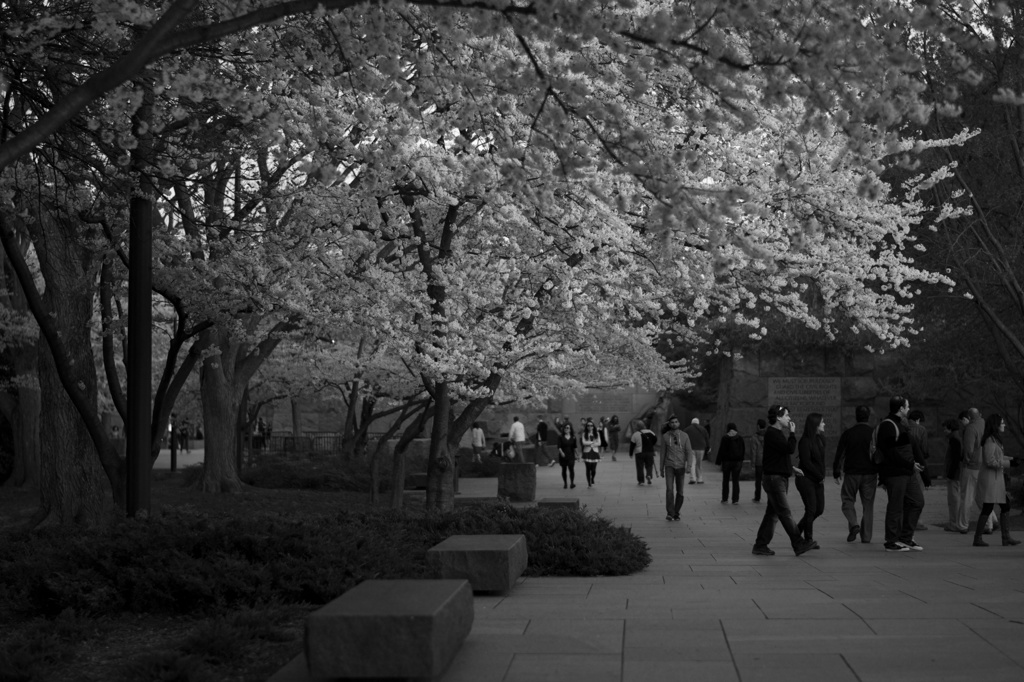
[{"xmin": 434, "ymin": 459, "xmax": 1024, "ymax": 682}]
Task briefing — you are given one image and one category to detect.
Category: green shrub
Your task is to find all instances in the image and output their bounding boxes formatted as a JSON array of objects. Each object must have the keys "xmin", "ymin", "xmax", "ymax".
[
  {"xmin": 119, "ymin": 651, "xmax": 215, "ymax": 682},
  {"xmin": 241, "ymin": 456, "xmax": 393, "ymax": 493},
  {"xmin": 0, "ymin": 609, "xmax": 85, "ymax": 682},
  {"xmin": 0, "ymin": 505, "xmax": 649, "ymax": 619}
]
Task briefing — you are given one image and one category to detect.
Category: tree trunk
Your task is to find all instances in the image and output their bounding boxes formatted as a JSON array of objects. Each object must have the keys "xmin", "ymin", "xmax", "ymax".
[
  {"xmin": 26, "ymin": 210, "xmax": 118, "ymax": 526},
  {"xmin": 425, "ymin": 382, "xmax": 454, "ymax": 511},
  {"xmin": 197, "ymin": 329, "xmax": 244, "ymax": 493},
  {"xmin": 3, "ymin": 385, "xmax": 40, "ymax": 488},
  {"xmin": 33, "ymin": 294, "xmax": 114, "ymax": 527}
]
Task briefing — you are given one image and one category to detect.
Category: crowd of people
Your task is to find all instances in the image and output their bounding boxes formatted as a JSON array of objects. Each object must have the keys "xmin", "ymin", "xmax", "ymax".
[{"xmin": 474, "ymin": 398, "xmax": 1020, "ymax": 556}]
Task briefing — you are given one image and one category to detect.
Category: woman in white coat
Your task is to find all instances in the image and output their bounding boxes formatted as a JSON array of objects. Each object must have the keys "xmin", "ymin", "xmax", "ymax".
[{"xmin": 972, "ymin": 414, "xmax": 1021, "ymax": 547}]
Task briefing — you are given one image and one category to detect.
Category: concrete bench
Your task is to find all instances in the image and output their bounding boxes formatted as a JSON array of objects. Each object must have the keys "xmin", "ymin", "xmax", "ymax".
[
  {"xmin": 538, "ymin": 498, "xmax": 580, "ymax": 509},
  {"xmin": 426, "ymin": 534, "xmax": 528, "ymax": 593},
  {"xmin": 294, "ymin": 579, "xmax": 473, "ymax": 680}
]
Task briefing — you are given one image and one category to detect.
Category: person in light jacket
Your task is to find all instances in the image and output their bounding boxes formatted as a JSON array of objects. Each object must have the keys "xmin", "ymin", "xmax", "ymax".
[{"xmin": 971, "ymin": 414, "xmax": 1021, "ymax": 547}]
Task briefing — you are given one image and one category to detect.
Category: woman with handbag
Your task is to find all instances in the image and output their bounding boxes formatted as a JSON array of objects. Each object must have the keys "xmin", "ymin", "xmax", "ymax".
[{"xmin": 972, "ymin": 414, "xmax": 1020, "ymax": 547}]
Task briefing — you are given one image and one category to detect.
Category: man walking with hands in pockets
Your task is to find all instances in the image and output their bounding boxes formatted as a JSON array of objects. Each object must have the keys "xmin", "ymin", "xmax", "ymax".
[{"xmin": 661, "ymin": 416, "xmax": 694, "ymax": 521}]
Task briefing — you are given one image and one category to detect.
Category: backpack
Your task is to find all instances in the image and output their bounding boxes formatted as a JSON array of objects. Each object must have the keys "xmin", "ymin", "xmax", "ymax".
[
  {"xmin": 871, "ymin": 419, "xmax": 910, "ymax": 466},
  {"xmin": 640, "ymin": 431, "xmax": 657, "ymax": 453}
]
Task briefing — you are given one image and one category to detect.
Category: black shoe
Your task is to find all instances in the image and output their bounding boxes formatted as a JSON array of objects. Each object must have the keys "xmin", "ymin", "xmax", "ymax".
[
  {"xmin": 570, "ymin": 483, "xmax": 576, "ymax": 489},
  {"xmin": 752, "ymin": 498, "xmax": 760, "ymax": 502},
  {"xmin": 794, "ymin": 540, "xmax": 815, "ymax": 556},
  {"xmin": 647, "ymin": 476, "xmax": 652, "ymax": 484},
  {"xmin": 666, "ymin": 514, "xmax": 674, "ymax": 521},
  {"xmin": 673, "ymin": 514, "xmax": 681, "ymax": 521},
  {"xmin": 689, "ymin": 480, "xmax": 696, "ymax": 485},
  {"xmin": 721, "ymin": 500, "xmax": 728, "ymax": 504},
  {"xmin": 847, "ymin": 525, "xmax": 861, "ymax": 543},
  {"xmin": 903, "ymin": 540, "xmax": 924, "ymax": 551},
  {"xmin": 884, "ymin": 542, "xmax": 910, "ymax": 552},
  {"xmin": 697, "ymin": 481, "xmax": 704, "ymax": 484},
  {"xmin": 732, "ymin": 500, "xmax": 739, "ymax": 505},
  {"xmin": 752, "ymin": 545, "xmax": 775, "ymax": 556},
  {"xmin": 564, "ymin": 484, "xmax": 568, "ymax": 489}
]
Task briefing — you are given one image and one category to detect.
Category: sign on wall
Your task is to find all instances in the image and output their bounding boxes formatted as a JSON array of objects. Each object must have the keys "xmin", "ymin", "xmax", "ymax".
[{"xmin": 767, "ymin": 377, "xmax": 843, "ymax": 439}]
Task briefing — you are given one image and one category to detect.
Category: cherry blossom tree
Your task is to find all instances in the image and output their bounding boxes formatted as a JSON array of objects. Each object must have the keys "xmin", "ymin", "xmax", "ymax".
[{"xmin": 0, "ymin": 0, "xmax": 984, "ymax": 521}]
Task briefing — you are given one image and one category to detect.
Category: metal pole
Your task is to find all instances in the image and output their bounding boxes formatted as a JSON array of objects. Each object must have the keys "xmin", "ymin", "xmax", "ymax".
[{"xmin": 126, "ymin": 196, "xmax": 152, "ymax": 516}]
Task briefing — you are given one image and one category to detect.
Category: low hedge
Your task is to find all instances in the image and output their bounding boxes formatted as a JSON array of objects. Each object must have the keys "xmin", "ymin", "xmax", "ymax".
[{"xmin": 0, "ymin": 504, "xmax": 649, "ymax": 619}]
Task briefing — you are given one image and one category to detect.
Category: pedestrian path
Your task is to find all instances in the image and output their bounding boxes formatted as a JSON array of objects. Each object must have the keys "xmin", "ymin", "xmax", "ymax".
[{"xmin": 446, "ymin": 456, "xmax": 1024, "ymax": 682}]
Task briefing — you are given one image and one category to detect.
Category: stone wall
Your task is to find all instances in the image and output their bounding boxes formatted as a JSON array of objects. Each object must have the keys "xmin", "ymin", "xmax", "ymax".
[{"xmin": 714, "ymin": 349, "xmax": 981, "ymax": 467}]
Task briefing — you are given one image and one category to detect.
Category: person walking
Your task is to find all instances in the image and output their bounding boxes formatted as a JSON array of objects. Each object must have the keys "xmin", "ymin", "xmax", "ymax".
[
  {"xmin": 972, "ymin": 414, "xmax": 1021, "ymax": 547},
  {"xmin": 751, "ymin": 419, "xmax": 765, "ymax": 502},
  {"xmin": 957, "ymin": 407, "xmax": 986, "ymax": 533},
  {"xmin": 717, "ymin": 422, "xmax": 745, "ymax": 504},
  {"xmin": 877, "ymin": 396, "xmax": 925, "ymax": 552},
  {"xmin": 580, "ymin": 421, "xmax": 601, "ymax": 487},
  {"xmin": 661, "ymin": 416, "xmax": 693, "ymax": 520},
  {"xmin": 833, "ymin": 405, "xmax": 877, "ymax": 543},
  {"xmin": 942, "ymin": 415, "xmax": 967, "ymax": 532},
  {"xmin": 508, "ymin": 416, "xmax": 527, "ymax": 463},
  {"xmin": 608, "ymin": 415, "xmax": 621, "ymax": 461},
  {"xmin": 557, "ymin": 424, "xmax": 577, "ymax": 489},
  {"xmin": 752, "ymin": 405, "xmax": 815, "ymax": 557},
  {"xmin": 471, "ymin": 422, "xmax": 486, "ymax": 463},
  {"xmin": 683, "ymin": 417, "xmax": 708, "ymax": 484},
  {"xmin": 629, "ymin": 419, "xmax": 658, "ymax": 485},
  {"xmin": 535, "ymin": 415, "xmax": 554, "ymax": 467},
  {"xmin": 795, "ymin": 413, "xmax": 827, "ymax": 549}
]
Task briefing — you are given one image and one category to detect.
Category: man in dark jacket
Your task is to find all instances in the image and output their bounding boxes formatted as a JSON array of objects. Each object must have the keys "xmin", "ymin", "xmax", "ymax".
[
  {"xmin": 877, "ymin": 396, "xmax": 925, "ymax": 552},
  {"xmin": 942, "ymin": 415, "xmax": 968, "ymax": 533},
  {"xmin": 717, "ymin": 423, "xmax": 745, "ymax": 504},
  {"xmin": 752, "ymin": 405, "xmax": 814, "ymax": 557},
  {"xmin": 833, "ymin": 405, "xmax": 877, "ymax": 543}
]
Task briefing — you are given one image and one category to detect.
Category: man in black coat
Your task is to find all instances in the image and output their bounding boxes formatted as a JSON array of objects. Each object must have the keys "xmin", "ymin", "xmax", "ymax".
[
  {"xmin": 877, "ymin": 396, "xmax": 925, "ymax": 552},
  {"xmin": 833, "ymin": 405, "xmax": 877, "ymax": 543},
  {"xmin": 752, "ymin": 405, "xmax": 815, "ymax": 557}
]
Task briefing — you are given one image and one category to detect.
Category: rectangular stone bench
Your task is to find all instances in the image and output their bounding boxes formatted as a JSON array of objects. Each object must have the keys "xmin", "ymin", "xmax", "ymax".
[
  {"xmin": 538, "ymin": 497, "xmax": 580, "ymax": 509},
  {"xmin": 426, "ymin": 534, "xmax": 528, "ymax": 594},
  {"xmin": 297, "ymin": 579, "xmax": 474, "ymax": 680}
]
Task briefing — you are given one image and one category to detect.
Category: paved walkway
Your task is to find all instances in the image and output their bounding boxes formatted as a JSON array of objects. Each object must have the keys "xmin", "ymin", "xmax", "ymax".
[{"xmin": 443, "ymin": 456, "xmax": 1024, "ymax": 682}]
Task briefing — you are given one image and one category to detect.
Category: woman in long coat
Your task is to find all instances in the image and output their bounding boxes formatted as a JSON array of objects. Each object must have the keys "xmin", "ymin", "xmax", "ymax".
[{"xmin": 972, "ymin": 413, "xmax": 1020, "ymax": 547}]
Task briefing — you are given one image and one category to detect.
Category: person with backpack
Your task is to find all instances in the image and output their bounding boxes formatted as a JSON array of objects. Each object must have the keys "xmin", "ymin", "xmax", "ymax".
[
  {"xmin": 833, "ymin": 405, "xmax": 877, "ymax": 543},
  {"xmin": 629, "ymin": 419, "xmax": 658, "ymax": 485},
  {"xmin": 877, "ymin": 396, "xmax": 925, "ymax": 552}
]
